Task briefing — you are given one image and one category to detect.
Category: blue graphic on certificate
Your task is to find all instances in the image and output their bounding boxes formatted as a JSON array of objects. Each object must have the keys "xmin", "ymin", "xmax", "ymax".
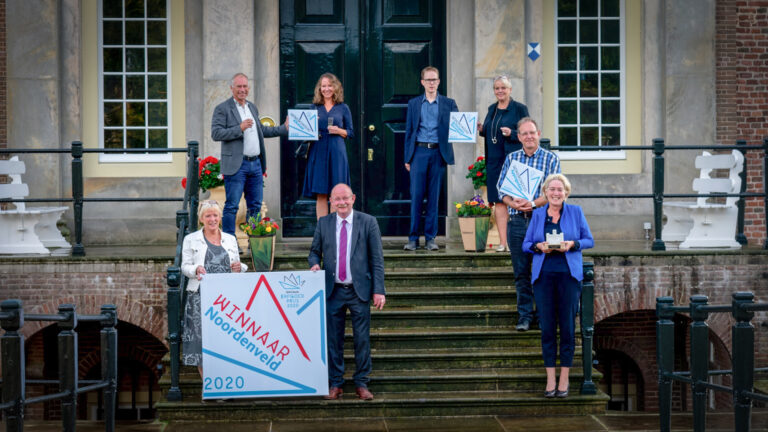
[
  {"xmin": 498, "ymin": 160, "xmax": 544, "ymax": 202},
  {"xmin": 287, "ymin": 109, "xmax": 318, "ymax": 141},
  {"xmin": 448, "ymin": 112, "xmax": 478, "ymax": 143}
]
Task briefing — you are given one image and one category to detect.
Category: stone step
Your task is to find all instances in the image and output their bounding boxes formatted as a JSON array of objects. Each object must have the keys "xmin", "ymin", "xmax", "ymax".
[
  {"xmin": 361, "ymin": 347, "xmax": 583, "ymax": 370},
  {"xmin": 367, "ymin": 307, "xmax": 515, "ymax": 328},
  {"xmin": 274, "ymin": 252, "xmax": 512, "ymax": 272},
  {"xmin": 155, "ymin": 390, "xmax": 609, "ymax": 421},
  {"xmin": 384, "ymin": 287, "xmax": 515, "ymax": 307},
  {"xmin": 343, "ymin": 327, "xmax": 541, "ymax": 350}
]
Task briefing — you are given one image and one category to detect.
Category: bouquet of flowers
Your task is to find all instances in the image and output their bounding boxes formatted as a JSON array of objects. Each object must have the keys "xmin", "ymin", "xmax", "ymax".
[
  {"xmin": 454, "ymin": 195, "xmax": 493, "ymax": 217},
  {"xmin": 466, "ymin": 155, "xmax": 486, "ymax": 190},
  {"xmin": 240, "ymin": 213, "xmax": 279, "ymax": 237},
  {"xmin": 181, "ymin": 156, "xmax": 225, "ymax": 192}
]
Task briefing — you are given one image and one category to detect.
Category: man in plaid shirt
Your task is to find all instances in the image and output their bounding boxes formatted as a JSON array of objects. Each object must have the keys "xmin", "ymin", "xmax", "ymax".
[{"xmin": 496, "ymin": 117, "xmax": 561, "ymax": 332}]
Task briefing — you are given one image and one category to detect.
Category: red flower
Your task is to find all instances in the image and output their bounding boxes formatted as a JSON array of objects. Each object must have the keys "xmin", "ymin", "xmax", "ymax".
[
  {"xmin": 263, "ymin": 217, "xmax": 271, "ymax": 222},
  {"xmin": 181, "ymin": 178, "xmax": 187, "ymax": 188},
  {"xmin": 476, "ymin": 171, "xmax": 482, "ymax": 177},
  {"xmin": 468, "ymin": 164, "xmax": 474, "ymax": 170},
  {"xmin": 476, "ymin": 156, "xmax": 485, "ymax": 161},
  {"xmin": 205, "ymin": 170, "xmax": 211, "ymax": 175}
]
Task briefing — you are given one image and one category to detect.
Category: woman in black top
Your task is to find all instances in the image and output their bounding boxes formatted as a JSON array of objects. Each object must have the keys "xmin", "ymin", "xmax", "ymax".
[{"xmin": 478, "ymin": 75, "xmax": 529, "ymax": 252}]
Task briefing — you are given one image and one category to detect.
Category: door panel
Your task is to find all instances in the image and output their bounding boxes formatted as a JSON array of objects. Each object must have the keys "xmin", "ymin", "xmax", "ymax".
[{"xmin": 280, "ymin": 0, "xmax": 445, "ymax": 236}]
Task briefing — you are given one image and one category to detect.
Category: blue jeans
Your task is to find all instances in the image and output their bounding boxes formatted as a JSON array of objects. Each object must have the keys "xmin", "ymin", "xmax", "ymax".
[
  {"xmin": 507, "ymin": 214, "xmax": 535, "ymax": 324},
  {"xmin": 223, "ymin": 158, "xmax": 262, "ymax": 235},
  {"xmin": 326, "ymin": 285, "xmax": 372, "ymax": 388}
]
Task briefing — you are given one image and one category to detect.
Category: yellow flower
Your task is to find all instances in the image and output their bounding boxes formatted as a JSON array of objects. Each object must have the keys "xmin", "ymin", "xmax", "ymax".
[
  {"xmin": 455, "ymin": 203, "xmax": 462, "ymax": 209},
  {"xmin": 266, "ymin": 226, "xmax": 272, "ymax": 233}
]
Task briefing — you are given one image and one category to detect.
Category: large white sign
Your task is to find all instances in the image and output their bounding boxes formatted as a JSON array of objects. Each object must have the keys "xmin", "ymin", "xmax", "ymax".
[
  {"xmin": 200, "ymin": 271, "xmax": 328, "ymax": 399},
  {"xmin": 448, "ymin": 111, "xmax": 478, "ymax": 143}
]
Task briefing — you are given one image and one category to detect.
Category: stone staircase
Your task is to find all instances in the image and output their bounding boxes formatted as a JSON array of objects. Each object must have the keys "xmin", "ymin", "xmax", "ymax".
[{"xmin": 156, "ymin": 249, "xmax": 608, "ymax": 421}]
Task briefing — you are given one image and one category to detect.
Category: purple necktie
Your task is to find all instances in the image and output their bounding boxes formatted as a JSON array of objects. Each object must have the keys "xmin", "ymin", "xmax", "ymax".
[{"xmin": 339, "ymin": 220, "xmax": 348, "ymax": 281}]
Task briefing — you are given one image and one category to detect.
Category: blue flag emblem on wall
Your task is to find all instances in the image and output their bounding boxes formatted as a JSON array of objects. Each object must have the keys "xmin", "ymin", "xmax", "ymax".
[{"xmin": 528, "ymin": 43, "xmax": 540, "ymax": 61}]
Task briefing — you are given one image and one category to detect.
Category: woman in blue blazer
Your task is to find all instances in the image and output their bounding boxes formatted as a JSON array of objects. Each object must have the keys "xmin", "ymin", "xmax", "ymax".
[{"xmin": 523, "ymin": 173, "xmax": 593, "ymax": 398}]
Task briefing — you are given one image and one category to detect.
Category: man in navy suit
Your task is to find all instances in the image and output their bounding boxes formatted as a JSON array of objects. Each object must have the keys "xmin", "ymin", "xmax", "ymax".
[
  {"xmin": 211, "ymin": 72, "xmax": 288, "ymax": 236},
  {"xmin": 309, "ymin": 183, "xmax": 386, "ymax": 401},
  {"xmin": 403, "ymin": 66, "xmax": 458, "ymax": 251}
]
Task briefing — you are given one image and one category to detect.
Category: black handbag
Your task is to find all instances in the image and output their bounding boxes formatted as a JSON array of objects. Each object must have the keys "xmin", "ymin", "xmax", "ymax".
[{"xmin": 295, "ymin": 141, "xmax": 311, "ymax": 159}]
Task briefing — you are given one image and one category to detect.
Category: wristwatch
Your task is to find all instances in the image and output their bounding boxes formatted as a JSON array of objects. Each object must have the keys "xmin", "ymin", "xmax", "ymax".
[{"xmin": 530, "ymin": 201, "xmax": 536, "ymax": 209}]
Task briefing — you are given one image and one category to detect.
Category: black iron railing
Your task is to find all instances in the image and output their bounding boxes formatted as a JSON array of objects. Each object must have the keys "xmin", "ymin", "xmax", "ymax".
[
  {"xmin": 656, "ymin": 293, "xmax": 768, "ymax": 432},
  {"xmin": 0, "ymin": 300, "xmax": 118, "ymax": 432}
]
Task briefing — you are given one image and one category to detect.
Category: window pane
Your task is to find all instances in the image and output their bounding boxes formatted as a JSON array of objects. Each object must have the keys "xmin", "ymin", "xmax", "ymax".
[
  {"xmin": 558, "ymin": 20, "xmax": 577, "ymax": 44},
  {"xmin": 580, "ymin": 100, "xmax": 598, "ymax": 124},
  {"xmin": 559, "ymin": 47, "xmax": 577, "ymax": 70},
  {"xmin": 104, "ymin": 102, "xmax": 123, "ymax": 126},
  {"xmin": 601, "ymin": 20, "xmax": 620, "ymax": 43},
  {"xmin": 125, "ymin": 0, "xmax": 144, "ymax": 18},
  {"xmin": 580, "ymin": 47, "xmax": 598, "ymax": 70},
  {"xmin": 103, "ymin": 48, "xmax": 123, "ymax": 72},
  {"xmin": 558, "ymin": 73, "xmax": 577, "ymax": 97},
  {"xmin": 125, "ymin": 21, "xmax": 144, "ymax": 45},
  {"xmin": 558, "ymin": 0, "xmax": 577, "ymax": 17},
  {"xmin": 147, "ymin": 0, "xmax": 166, "ymax": 17},
  {"xmin": 580, "ymin": 0, "xmax": 598, "ymax": 17},
  {"xmin": 147, "ymin": 21, "xmax": 166, "ymax": 45},
  {"xmin": 103, "ymin": 0, "xmax": 123, "ymax": 18},
  {"xmin": 126, "ymin": 48, "xmax": 145, "ymax": 72},
  {"xmin": 148, "ymin": 102, "xmax": 167, "ymax": 126},
  {"xmin": 602, "ymin": 0, "xmax": 620, "ymax": 17},
  {"xmin": 580, "ymin": 73, "xmax": 599, "ymax": 97},
  {"xmin": 127, "ymin": 129, "xmax": 146, "ymax": 148},
  {"xmin": 103, "ymin": 21, "xmax": 122, "ymax": 45},
  {"xmin": 581, "ymin": 127, "xmax": 599, "ymax": 147},
  {"xmin": 601, "ymin": 46, "xmax": 620, "ymax": 70},
  {"xmin": 147, "ymin": 75, "xmax": 167, "ymax": 99},
  {"xmin": 104, "ymin": 129, "xmax": 124, "ymax": 148},
  {"xmin": 602, "ymin": 100, "xmax": 620, "ymax": 124},
  {"xmin": 104, "ymin": 75, "xmax": 122, "ymax": 99},
  {"xmin": 147, "ymin": 48, "xmax": 167, "ymax": 72},
  {"xmin": 602, "ymin": 126, "xmax": 621, "ymax": 146},
  {"xmin": 580, "ymin": 20, "xmax": 598, "ymax": 44},
  {"xmin": 126, "ymin": 102, "xmax": 145, "ymax": 126},
  {"xmin": 148, "ymin": 129, "xmax": 168, "ymax": 148},
  {"xmin": 559, "ymin": 101, "xmax": 577, "ymax": 124},
  {"xmin": 559, "ymin": 127, "xmax": 578, "ymax": 149},
  {"xmin": 126, "ymin": 75, "xmax": 145, "ymax": 99},
  {"xmin": 602, "ymin": 73, "xmax": 620, "ymax": 97}
]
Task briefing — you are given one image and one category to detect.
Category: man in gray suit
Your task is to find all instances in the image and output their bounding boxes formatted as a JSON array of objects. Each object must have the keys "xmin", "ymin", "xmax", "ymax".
[
  {"xmin": 211, "ymin": 72, "xmax": 288, "ymax": 235},
  {"xmin": 309, "ymin": 183, "xmax": 386, "ymax": 401}
]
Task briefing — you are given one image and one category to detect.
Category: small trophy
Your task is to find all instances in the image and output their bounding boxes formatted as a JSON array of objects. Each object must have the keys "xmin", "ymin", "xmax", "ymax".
[{"xmin": 546, "ymin": 230, "xmax": 564, "ymax": 250}]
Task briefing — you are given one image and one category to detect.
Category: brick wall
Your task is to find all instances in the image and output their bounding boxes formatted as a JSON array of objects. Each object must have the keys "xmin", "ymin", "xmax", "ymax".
[{"xmin": 716, "ymin": 0, "xmax": 768, "ymax": 246}]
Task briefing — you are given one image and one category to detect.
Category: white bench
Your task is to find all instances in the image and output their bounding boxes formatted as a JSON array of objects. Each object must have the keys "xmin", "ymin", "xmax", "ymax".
[
  {"xmin": 0, "ymin": 156, "xmax": 70, "ymax": 254},
  {"xmin": 662, "ymin": 150, "xmax": 744, "ymax": 249}
]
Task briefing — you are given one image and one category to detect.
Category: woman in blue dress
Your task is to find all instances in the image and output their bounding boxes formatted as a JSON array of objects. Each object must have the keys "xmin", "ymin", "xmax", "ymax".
[
  {"xmin": 478, "ymin": 75, "xmax": 529, "ymax": 252},
  {"xmin": 302, "ymin": 73, "xmax": 354, "ymax": 219}
]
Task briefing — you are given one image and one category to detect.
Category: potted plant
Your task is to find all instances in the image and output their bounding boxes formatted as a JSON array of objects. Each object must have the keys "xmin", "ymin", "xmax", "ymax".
[
  {"xmin": 466, "ymin": 156, "xmax": 486, "ymax": 191},
  {"xmin": 239, "ymin": 212, "xmax": 279, "ymax": 271},
  {"xmin": 455, "ymin": 195, "xmax": 492, "ymax": 252}
]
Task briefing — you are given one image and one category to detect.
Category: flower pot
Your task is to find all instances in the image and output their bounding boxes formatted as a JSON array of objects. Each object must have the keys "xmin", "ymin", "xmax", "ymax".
[
  {"xmin": 248, "ymin": 235, "xmax": 276, "ymax": 272},
  {"xmin": 458, "ymin": 216, "xmax": 490, "ymax": 252}
]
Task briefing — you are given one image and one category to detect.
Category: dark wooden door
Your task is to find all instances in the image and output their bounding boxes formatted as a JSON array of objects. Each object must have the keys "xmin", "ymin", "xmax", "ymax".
[{"xmin": 280, "ymin": 0, "xmax": 446, "ymax": 236}]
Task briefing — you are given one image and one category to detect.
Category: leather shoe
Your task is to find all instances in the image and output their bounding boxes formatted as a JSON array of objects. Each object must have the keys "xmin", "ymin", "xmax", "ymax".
[
  {"xmin": 356, "ymin": 387, "xmax": 374, "ymax": 400},
  {"xmin": 323, "ymin": 387, "xmax": 343, "ymax": 400},
  {"xmin": 544, "ymin": 389, "xmax": 556, "ymax": 398},
  {"xmin": 555, "ymin": 389, "xmax": 569, "ymax": 398},
  {"xmin": 425, "ymin": 239, "xmax": 439, "ymax": 251},
  {"xmin": 403, "ymin": 240, "xmax": 418, "ymax": 251},
  {"xmin": 515, "ymin": 320, "xmax": 530, "ymax": 332}
]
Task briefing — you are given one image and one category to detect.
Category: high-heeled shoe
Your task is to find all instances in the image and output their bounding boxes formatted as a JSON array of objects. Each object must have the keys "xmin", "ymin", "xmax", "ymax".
[
  {"xmin": 544, "ymin": 389, "xmax": 556, "ymax": 398},
  {"xmin": 555, "ymin": 389, "xmax": 568, "ymax": 398}
]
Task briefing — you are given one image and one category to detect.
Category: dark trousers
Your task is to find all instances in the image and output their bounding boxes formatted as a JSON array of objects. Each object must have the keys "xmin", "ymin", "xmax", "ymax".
[
  {"xmin": 326, "ymin": 285, "xmax": 372, "ymax": 388},
  {"xmin": 533, "ymin": 271, "xmax": 581, "ymax": 367},
  {"xmin": 408, "ymin": 146, "xmax": 444, "ymax": 242},
  {"xmin": 223, "ymin": 158, "xmax": 263, "ymax": 235},
  {"xmin": 507, "ymin": 215, "xmax": 535, "ymax": 323}
]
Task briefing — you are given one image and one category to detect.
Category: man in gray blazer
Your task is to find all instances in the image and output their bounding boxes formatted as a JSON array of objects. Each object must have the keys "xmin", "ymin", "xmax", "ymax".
[
  {"xmin": 309, "ymin": 183, "xmax": 386, "ymax": 401},
  {"xmin": 211, "ymin": 72, "xmax": 288, "ymax": 235}
]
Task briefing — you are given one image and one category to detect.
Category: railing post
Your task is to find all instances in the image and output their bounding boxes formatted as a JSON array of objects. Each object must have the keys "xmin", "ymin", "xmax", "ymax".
[
  {"xmin": 58, "ymin": 304, "xmax": 78, "ymax": 432},
  {"xmin": 689, "ymin": 295, "xmax": 709, "ymax": 432},
  {"xmin": 71, "ymin": 141, "xmax": 85, "ymax": 256},
  {"xmin": 735, "ymin": 140, "xmax": 748, "ymax": 245},
  {"xmin": 540, "ymin": 138, "xmax": 551, "ymax": 151},
  {"xmin": 1, "ymin": 300, "xmax": 25, "ymax": 432},
  {"xmin": 763, "ymin": 137, "xmax": 768, "ymax": 249},
  {"xmin": 187, "ymin": 141, "xmax": 200, "ymax": 230},
  {"xmin": 652, "ymin": 138, "xmax": 666, "ymax": 250},
  {"xmin": 166, "ymin": 264, "xmax": 183, "ymax": 401},
  {"xmin": 731, "ymin": 292, "xmax": 754, "ymax": 432},
  {"xmin": 656, "ymin": 296, "xmax": 675, "ymax": 432},
  {"xmin": 100, "ymin": 304, "xmax": 118, "ymax": 432},
  {"xmin": 579, "ymin": 262, "xmax": 596, "ymax": 395}
]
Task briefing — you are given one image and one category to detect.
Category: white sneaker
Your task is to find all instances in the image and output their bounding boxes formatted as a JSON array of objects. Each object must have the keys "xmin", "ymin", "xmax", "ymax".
[{"xmin": 495, "ymin": 244, "xmax": 507, "ymax": 252}]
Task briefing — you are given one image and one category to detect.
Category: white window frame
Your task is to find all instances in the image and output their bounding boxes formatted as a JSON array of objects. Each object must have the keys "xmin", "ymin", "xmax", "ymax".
[
  {"xmin": 97, "ymin": 0, "xmax": 172, "ymax": 163},
  {"xmin": 553, "ymin": 0, "xmax": 626, "ymax": 161}
]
